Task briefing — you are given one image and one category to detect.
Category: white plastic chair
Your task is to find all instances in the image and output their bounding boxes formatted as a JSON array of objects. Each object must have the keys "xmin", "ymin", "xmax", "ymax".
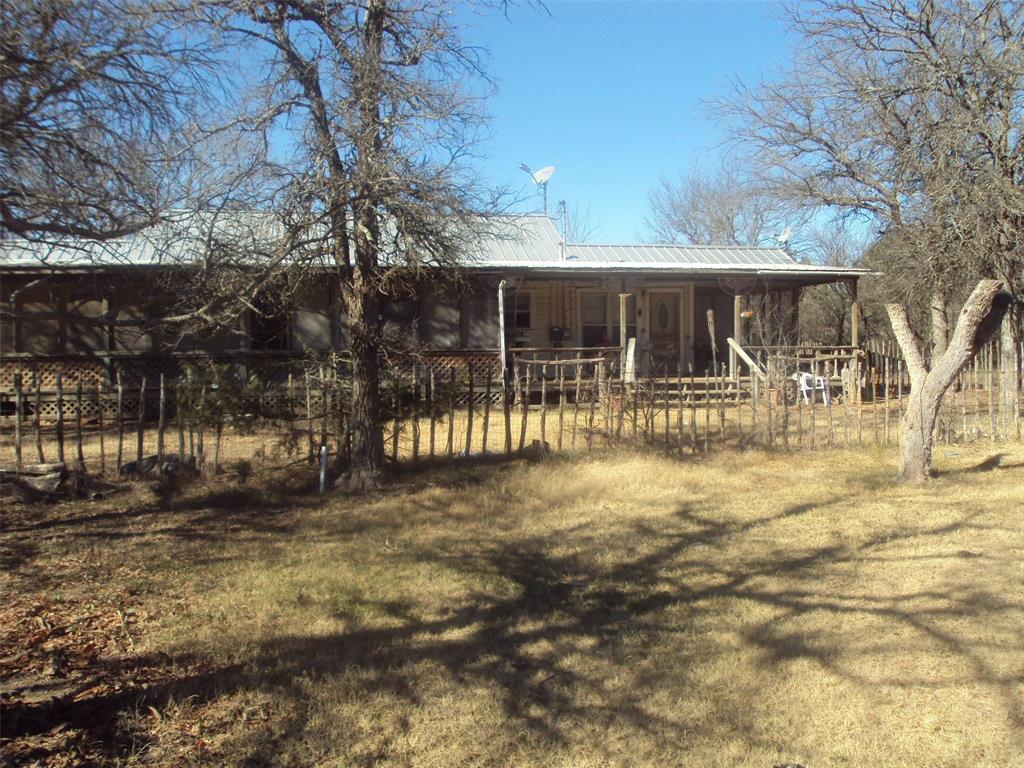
[{"xmin": 792, "ymin": 371, "xmax": 831, "ymax": 405}]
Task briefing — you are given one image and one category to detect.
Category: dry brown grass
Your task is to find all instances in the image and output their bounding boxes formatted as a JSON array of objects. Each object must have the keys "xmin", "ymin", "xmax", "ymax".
[{"xmin": 2, "ymin": 443, "xmax": 1023, "ymax": 766}]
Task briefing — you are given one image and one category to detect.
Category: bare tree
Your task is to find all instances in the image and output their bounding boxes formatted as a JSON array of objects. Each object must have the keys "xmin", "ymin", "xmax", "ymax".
[
  {"xmin": 644, "ymin": 161, "xmax": 792, "ymax": 247},
  {"xmin": 644, "ymin": 159, "xmax": 819, "ymax": 346},
  {"xmin": 558, "ymin": 200, "xmax": 600, "ymax": 243},
  {"xmin": 0, "ymin": 0, "xmax": 217, "ymax": 240},
  {"xmin": 199, "ymin": 0, "xmax": 507, "ymax": 490},
  {"xmin": 798, "ymin": 220, "xmax": 875, "ymax": 346},
  {"xmin": 889, "ymin": 281, "xmax": 1012, "ymax": 482},
  {"xmin": 715, "ymin": 0, "xmax": 1023, "ymax": 480}
]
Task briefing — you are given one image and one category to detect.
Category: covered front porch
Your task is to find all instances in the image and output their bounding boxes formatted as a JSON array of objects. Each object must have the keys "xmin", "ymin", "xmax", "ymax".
[{"xmin": 490, "ymin": 268, "xmax": 866, "ymax": 382}]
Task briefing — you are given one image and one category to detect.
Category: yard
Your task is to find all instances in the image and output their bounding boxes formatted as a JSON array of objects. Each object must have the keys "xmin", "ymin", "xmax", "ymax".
[{"xmin": 2, "ymin": 444, "xmax": 1022, "ymax": 767}]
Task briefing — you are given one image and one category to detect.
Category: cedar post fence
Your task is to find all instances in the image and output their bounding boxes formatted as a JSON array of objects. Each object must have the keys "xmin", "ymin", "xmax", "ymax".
[{"xmin": 2, "ymin": 339, "xmax": 1022, "ymax": 478}]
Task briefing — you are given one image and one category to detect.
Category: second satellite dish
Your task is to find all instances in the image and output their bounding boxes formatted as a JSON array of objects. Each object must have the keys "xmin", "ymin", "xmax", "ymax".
[{"xmin": 533, "ymin": 166, "xmax": 555, "ymax": 185}]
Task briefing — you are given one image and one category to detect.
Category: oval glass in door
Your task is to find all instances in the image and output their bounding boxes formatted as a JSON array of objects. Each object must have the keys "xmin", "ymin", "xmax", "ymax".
[{"xmin": 656, "ymin": 299, "xmax": 671, "ymax": 332}]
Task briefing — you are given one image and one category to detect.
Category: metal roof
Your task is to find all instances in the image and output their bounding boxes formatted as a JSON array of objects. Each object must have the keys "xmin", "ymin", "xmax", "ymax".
[
  {"xmin": 468, "ymin": 216, "xmax": 869, "ymax": 278},
  {"xmin": 0, "ymin": 212, "xmax": 284, "ymax": 269},
  {"xmin": 1, "ymin": 213, "xmax": 869, "ymax": 279},
  {"xmin": 462, "ymin": 215, "xmax": 565, "ymax": 264}
]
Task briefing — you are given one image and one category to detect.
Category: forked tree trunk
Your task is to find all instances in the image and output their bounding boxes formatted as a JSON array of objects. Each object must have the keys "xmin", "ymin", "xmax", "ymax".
[
  {"xmin": 887, "ymin": 280, "xmax": 1012, "ymax": 482},
  {"xmin": 930, "ymin": 289, "xmax": 950, "ymax": 363}
]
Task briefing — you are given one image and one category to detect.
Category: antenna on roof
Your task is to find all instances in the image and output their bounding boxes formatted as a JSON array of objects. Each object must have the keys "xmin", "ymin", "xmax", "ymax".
[{"xmin": 519, "ymin": 163, "xmax": 556, "ymax": 216}]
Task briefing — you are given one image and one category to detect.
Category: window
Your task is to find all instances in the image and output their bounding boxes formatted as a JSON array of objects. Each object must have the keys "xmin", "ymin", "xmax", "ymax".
[
  {"xmin": 513, "ymin": 290, "xmax": 532, "ymax": 330},
  {"xmin": 581, "ymin": 292, "xmax": 636, "ymax": 347},
  {"xmin": 581, "ymin": 293, "xmax": 609, "ymax": 346},
  {"xmin": 250, "ymin": 291, "xmax": 290, "ymax": 351}
]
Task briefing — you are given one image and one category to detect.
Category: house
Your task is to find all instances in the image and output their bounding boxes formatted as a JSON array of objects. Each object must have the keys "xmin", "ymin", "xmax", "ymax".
[{"xmin": 1, "ymin": 215, "xmax": 868, "ymax": 391}]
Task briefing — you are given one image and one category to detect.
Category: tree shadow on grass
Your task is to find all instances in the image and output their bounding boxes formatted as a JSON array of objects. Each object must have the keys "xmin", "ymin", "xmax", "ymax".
[{"xmin": 4, "ymin": 481, "xmax": 1023, "ymax": 765}]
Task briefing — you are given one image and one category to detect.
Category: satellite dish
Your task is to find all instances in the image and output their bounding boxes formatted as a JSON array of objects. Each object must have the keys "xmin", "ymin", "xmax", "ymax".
[
  {"xmin": 775, "ymin": 225, "xmax": 793, "ymax": 245},
  {"xmin": 533, "ymin": 166, "xmax": 556, "ymax": 185},
  {"xmin": 519, "ymin": 162, "xmax": 556, "ymax": 214}
]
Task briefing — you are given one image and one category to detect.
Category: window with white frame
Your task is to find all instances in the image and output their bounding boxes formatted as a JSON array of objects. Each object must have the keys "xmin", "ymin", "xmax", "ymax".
[{"xmin": 580, "ymin": 292, "xmax": 635, "ymax": 347}]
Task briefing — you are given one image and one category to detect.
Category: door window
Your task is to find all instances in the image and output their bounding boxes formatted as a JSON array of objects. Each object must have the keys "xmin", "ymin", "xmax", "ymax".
[{"xmin": 655, "ymin": 299, "xmax": 671, "ymax": 332}]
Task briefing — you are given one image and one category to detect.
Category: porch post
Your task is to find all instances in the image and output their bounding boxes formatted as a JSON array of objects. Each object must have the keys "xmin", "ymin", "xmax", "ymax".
[
  {"xmin": 730, "ymin": 294, "xmax": 745, "ymax": 378},
  {"xmin": 497, "ymin": 280, "xmax": 507, "ymax": 393},
  {"xmin": 618, "ymin": 291, "xmax": 631, "ymax": 379},
  {"xmin": 850, "ymin": 278, "xmax": 861, "ymax": 348}
]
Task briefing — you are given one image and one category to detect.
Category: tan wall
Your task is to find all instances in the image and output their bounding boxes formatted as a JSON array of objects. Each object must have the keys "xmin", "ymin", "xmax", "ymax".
[
  {"xmin": 291, "ymin": 283, "xmax": 333, "ymax": 352},
  {"xmin": 14, "ymin": 282, "xmax": 62, "ymax": 354},
  {"xmin": 419, "ymin": 287, "xmax": 461, "ymax": 348}
]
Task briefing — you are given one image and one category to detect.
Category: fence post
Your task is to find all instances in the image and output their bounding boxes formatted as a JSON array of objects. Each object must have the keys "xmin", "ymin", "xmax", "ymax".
[
  {"xmin": 809, "ymin": 365, "xmax": 817, "ymax": 451},
  {"xmin": 718, "ymin": 363, "xmax": 727, "ymax": 447},
  {"xmin": 392, "ymin": 372, "xmax": 401, "ymax": 463},
  {"xmin": 197, "ymin": 383, "xmax": 205, "ymax": 471},
  {"xmin": 446, "ymin": 367, "xmax": 455, "ymax": 457},
  {"xmin": 429, "ymin": 366, "xmax": 437, "ymax": 458},
  {"xmin": 115, "ymin": 371, "xmax": 123, "ymax": 471},
  {"xmin": 688, "ymin": 364, "xmax": 697, "ymax": 454},
  {"xmin": 598, "ymin": 360, "xmax": 606, "ymax": 442},
  {"xmin": 157, "ymin": 373, "xmax": 166, "ymax": 461},
  {"xmin": 56, "ymin": 373, "xmax": 65, "ymax": 465},
  {"xmin": 883, "ymin": 357, "xmax": 891, "ymax": 446},
  {"xmin": 663, "ymin": 373, "xmax": 670, "ymax": 454},
  {"xmin": 412, "ymin": 366, "xmax": 421, "ymax": 462},
  {"xmin": 34, "ymin": 376, "xmax": 45, "ymax": 464},
  {"xmin": 97, "ymin": 384, "xmax": 106, "ymax": 474},
  {"xmin": 319, "ymin": 365, "xmax": 329, "ymax": 452},
  {"xmin": 503, "ymin": 364, "xmax": 512, "ymax": 456},
  {"xmin": 465, "ymin": 362, "xmax": 474, "ymax": 455},
  {"xmin": 626, "ymin": 368, "xmax": 634, "ymax": 442},
  {"xmin": 75, "ymin": 377, "xmax": 85, "ymax": 471},
  {"xmin": 137, "ymin": 376, "xmax": 147, "ymax": 465},
  {"xmin": 518, "ymin": 362, "xmax": 529, "ymax": 452},
  {"xmin": 539, "ymin": 364, "xmax": 547, "ymax": 449},
  {"xmin": 988, "ymin": 343, "xmax": 997, "ymax": 442},
  {"xmin": 703, "ymin": 367, "xmax": 711, "ymax": 452},
  {"xmin": 825, "ymin": 360, "xmax": 835, "ymax": 447},
  {"xmin": 14, "ymin": 374, "xmax": 23, "ymax": 475},
  {"xmin": 557, "ymin": 365, "xmax": 565, "ymax": 451},
  {"xmin": 795, "ymin": 372, "xmax": 803, "ymax": 449},
  {"xmin": 287, "ymin": 372, "xmax": 296, "ymax": 454},
  {"xmin": 214, "ymin": 418, "xmax": 223, "ymax": 475},
  {"xmin": 752, "ymin": 369, "xmax": 760, "ymax": 448},
  {"xmin": 319, "ymin": 444, "xmax": 329, "ymax": 495},
  {"xmin": 176, "ymin": 382, "xmax": 186, "ymax": 458},
  {"xmin": 676, "ymin": 372, "xmax": 684, "ymax": 456},
  {"xmin": 304, "ymin": 370, "xmax": 314, "ymax": 462},
  {"xmin": 482, "ymin": 363, "xmax": 491, "ymax": 455},
  {"xmin": 587, "ymin": 365, "xmax": 598, "ymax": 451},
  {"xmin": 572, "ymin": 362, "xmax": 582, "ymax": 450}
]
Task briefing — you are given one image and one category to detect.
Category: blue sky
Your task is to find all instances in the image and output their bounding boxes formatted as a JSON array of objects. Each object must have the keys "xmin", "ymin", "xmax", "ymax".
[{"xmin": 459, "ymin": 1, "xmax": 795, "ymax": 242}]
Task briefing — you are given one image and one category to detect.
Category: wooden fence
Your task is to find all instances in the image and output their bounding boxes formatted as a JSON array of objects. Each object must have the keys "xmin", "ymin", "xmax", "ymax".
[{"xmin": 1, "ymin": 336, "xmax": 1022, "ymax": 480}]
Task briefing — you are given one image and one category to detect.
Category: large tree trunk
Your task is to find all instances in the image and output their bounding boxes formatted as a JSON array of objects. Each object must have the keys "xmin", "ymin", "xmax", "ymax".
[
  {"xmin": 340, "ymin": 280, "xmax": 385, "ymax": 491},
  {"xmin": 888, "ymin": 280, "xmax": 1012, "ymax": 482},
  {"xmin": 896, "ymin": 379, "xmax": 945, "ymax": 483},
  {"xmin": 336, "ymin": 0, "xmax": 387, "ymax": 492}
]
